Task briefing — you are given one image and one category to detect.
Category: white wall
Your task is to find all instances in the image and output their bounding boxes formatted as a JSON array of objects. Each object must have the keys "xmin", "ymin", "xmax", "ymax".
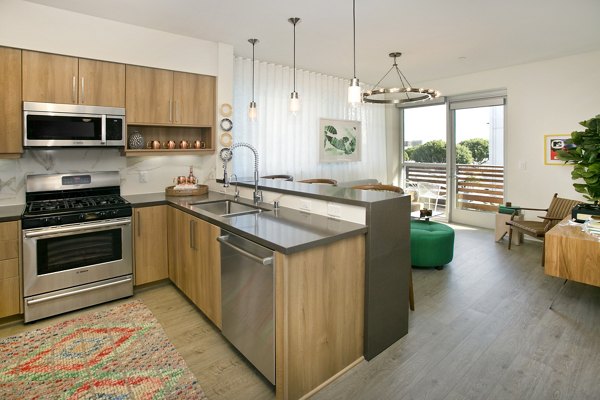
[
  {"xmin": 0, "ymin": 0, "xmax": 232, "ymax": 205},
  {"xmin": 388, "ymin": 50, "xmax": 600, "ymax": 210}
]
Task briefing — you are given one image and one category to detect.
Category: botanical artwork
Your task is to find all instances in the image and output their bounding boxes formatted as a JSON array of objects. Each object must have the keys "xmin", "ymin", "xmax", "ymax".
[
  {"xmin": 544, "ymin": 134, "xmax": 570, "ymax": 165},
  {"xmin": 319, "ymin": 118, "xmax": 361, "ymax": 163}
]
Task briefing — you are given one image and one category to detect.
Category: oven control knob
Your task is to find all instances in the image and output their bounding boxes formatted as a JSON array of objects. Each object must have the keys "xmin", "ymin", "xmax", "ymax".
[
  {"xmin": 55, "ymin": 216, "xmax": 61, "ymax": 223},
  {"xmin": 79, "ymin": 213, "xmax": 85, "ymax": 221}
]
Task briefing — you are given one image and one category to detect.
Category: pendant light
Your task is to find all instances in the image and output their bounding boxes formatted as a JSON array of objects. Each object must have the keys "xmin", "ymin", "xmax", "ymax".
[
  {"xmin": 362, "ymin": 52, "xmax": 440, "ymax": 104},
  {"xmin": 348, "ymin": 0, "xmax": 361, "ymax": 106},
  {"xmin": 288, "ymin": 17, "xmax": 301, "ymax": 113},
  {"xmin": 248, "ymin": 38, "xmax": 259, "ymax": 120}
]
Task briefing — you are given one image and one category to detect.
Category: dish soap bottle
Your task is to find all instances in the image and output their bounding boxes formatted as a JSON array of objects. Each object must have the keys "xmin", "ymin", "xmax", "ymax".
[{"xmin": 187, "ymin": 166, "xmax": 197, "ymax": 185}]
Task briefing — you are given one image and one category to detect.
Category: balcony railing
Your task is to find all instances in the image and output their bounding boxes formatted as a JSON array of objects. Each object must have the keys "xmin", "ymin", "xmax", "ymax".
[{"xmin": 405, "ymin": 164, "xmax": 504, "ymax": 212}]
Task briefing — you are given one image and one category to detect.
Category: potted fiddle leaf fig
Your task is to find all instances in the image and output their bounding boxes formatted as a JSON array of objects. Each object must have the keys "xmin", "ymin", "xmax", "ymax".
[{"xmin": 556, "ymin": 114, "xmax": 600, "ymax": 205}]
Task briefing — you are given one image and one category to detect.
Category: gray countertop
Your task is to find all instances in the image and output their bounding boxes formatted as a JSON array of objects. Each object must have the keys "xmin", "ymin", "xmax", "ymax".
[
  {"xmin": 0, "ymin": 204, "xmax": 25, "ymax": 222},
  {"xmin": 124, "ymin": 191, "xmax": 368, "ymax": 254}
]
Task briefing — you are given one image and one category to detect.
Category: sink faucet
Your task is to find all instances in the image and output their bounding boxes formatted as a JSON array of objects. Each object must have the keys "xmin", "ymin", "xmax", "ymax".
[
  {"xmin": 230, "ymin": 173, "xmax": 239, "ymax": 201},
  {"xmin": 221, "ymin": 142, "xmax": 263, "ymax": 204}
]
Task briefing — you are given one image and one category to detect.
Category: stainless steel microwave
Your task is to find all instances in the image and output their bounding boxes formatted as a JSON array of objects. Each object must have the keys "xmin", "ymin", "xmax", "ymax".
[{"xmin": 23, "ymin": 102, "xmax": 126, "ymax": 147}]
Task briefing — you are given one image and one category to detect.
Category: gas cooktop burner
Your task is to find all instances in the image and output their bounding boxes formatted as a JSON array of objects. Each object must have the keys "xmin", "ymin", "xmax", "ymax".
[
  {"xmin": 22, "ymin": 172, "xmax": 132, "ymax": 229},
  {"xmin": 26, "ymin": 195, "xmax": 128, "ymax": 214}
]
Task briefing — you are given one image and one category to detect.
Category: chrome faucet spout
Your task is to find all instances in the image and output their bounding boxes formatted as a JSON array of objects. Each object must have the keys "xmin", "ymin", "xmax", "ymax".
[{"xmin": 222, "ymin": 143, "xmax": 263, "ymax": 204}]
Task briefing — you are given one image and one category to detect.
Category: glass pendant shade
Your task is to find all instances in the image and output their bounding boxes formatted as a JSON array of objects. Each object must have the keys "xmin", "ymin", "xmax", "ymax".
[
  {"xmin": 248, "ymin": 100, "xmax": 257, "ymax": 119},
  {"xmin": 289, "ymin": 91, "xmax": 300, "ymax": 113},
  {"xmin": 348, "ymin": 78, "xmax": 361, "ymax": 105}
]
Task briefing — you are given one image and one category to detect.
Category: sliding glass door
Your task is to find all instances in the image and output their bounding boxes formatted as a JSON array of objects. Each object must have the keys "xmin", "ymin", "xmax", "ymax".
[
  {"xmin": 401, "ymin": 93, "xmax": 506, "ymax": 228},
  {"xmin": 402, "ymin": 104, "xmax": 448, "ymax": 219},
  {"xmin": 449, "ymin": 98, "xmax": 505, "ymax": 228}
]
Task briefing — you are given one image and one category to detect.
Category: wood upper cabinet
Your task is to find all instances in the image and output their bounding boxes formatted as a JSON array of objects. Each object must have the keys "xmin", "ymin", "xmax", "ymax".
[
  {"xmin": 173, "ymin": 71, "xmax": 215, "ymax": 126},
  {"xmin": 167, "ymin": 207, "xmax": 221, "ymax": 327},
  {"xmin": 133, "ymin": 206, "xmax": 169, "ymax": 285},
  {"xmin": 22, "ymin": 50, "xmax": 125, "ymax": 107},
  {"xmin": 126, "ymin": 65, "xmax": 173, "ymax": 125},
  {"xmin": 0, "ymin": 221, "xmax": 21, "ymax": 318},
  {"xmin": 0, "ymin": 47, "xmax": 22, "ymax": 156},
  {"xmin": 126, "ymin": 65, "xmax": 215, "ymax": 127}
]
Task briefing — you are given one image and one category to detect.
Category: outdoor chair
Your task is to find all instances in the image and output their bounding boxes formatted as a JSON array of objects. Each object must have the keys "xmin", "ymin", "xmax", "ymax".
[
  {"xmin": 506, "ymin": 193, "xmax": 581, "ymax": 265},
  {"xmin": 417, "ymin": 182, "xmax": 446, "ymax": 212}
]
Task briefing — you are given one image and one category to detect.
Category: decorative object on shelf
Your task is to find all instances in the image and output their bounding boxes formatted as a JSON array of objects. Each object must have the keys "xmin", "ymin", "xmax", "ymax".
[
  {"xmin": 248, "ymin": 38, "xmax": 259, "ymax": 120},
  {"xmin": 163, "ymin": 140, "xmax": 176, "ymax": 149},
  {"xmin": 220, "ymin": 132, "xmax": 233, "ymax": 147},
  {"xmin": 179, "ymin": 140, "xmax": 190, "ymax": 149},
  {"xmin": 288, "ymin": 17, "xmax": 301, "ymax": 113},
  {"xmin": 128, "ymin": 129, "xmax": 144, "ymax": 149},
  {"xmin": 193, "ymin": 140, "xmax": 206, "ymax": 149},
  {"xmin": 319, "ymin": 118, "xmax": 361, "ymax": 163},
  {"xmin": 348, "ymin": 0, "xmax": 361, "ymax": 106},
  {"xmin": 220, "ymin": 118, "xmax": 233, "ymax": 131},
  {"xmin": 187, "ymin": 165, "xmax": 197, "ymax": 185},
  {"xmin": 362, "ymin": 52, "xmax": 440, "ymax": 104},
  {"xmin": 220, "ymin": 103, "xmax": 233, "ymax": 117},
  {"xmin": 147, "ymin": 140, "xmax": 161, "ymax": 149}
]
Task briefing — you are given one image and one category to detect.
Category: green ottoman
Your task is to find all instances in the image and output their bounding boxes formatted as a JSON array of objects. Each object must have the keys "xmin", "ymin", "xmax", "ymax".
[{"xmin": 410, "ymin": 220, "xmax": 455, "ymax": 268}]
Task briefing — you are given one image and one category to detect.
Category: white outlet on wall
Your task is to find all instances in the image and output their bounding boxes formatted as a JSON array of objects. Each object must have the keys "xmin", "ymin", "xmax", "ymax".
[
  {"xmin": 300, "ymin": 199, "xmax": 311, "ymax": 212},
  {"xmin": 327, "ymin": 204, "xmax": 341, "ymax": 219},
  {"xmin": 139, "ymin": 170, "xmax": 148, "ymax": 183},
  {"xmin": 518, "ymin": 161, "xmax": 527, "ymax": 170}
]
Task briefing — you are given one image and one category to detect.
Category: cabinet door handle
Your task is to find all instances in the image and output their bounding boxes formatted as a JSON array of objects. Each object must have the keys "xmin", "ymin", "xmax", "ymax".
[
  {"xmin": 80, "ymin": 76, "xmax": 85, "ymax": 103},
  {"xmin": 72, "ymin": 75, "xmax": 77, "ymax": 103},
  {"xmin": 189, "ymin": 220, "xmax": 195, "ymax": 249},
  {"xmin": 176, "ymin": 100, "xmax": 180, "ymax": 123},
  {"xmin": 136, "ymin": 211, "xmax": 141, "ymax": 236},
  {"xmin": 169, "ymin": 99, "xmax": 173, "ymax": 122}
]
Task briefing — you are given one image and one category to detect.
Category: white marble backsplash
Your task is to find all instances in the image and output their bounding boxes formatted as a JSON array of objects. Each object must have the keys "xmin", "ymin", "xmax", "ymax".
[{"xmin": 0, "ymin": 149, "xmax": 217, "ymax": 205}]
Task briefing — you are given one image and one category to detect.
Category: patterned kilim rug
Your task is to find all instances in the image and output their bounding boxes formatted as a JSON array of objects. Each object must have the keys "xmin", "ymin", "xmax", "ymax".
[{"xmin": 0, "ymin": 300, "xmax": 207, "ymax": 399}]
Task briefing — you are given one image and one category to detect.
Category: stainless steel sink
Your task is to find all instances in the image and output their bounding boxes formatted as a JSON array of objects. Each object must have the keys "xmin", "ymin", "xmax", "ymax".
[{"xmin": 190, "ymin": 200, "xmax": 263, "ymax": 217}]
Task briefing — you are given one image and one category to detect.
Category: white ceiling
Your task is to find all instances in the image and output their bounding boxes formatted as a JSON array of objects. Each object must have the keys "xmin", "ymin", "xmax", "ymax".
[{"xmin": 26, "ymin": 0, "xmax": 600, "ymax": 85}]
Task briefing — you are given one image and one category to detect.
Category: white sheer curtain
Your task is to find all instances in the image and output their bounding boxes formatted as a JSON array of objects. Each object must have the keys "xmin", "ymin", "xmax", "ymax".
[{"xmin": 232, "ymin": 57, "xmax": 387, "ymax": 183}]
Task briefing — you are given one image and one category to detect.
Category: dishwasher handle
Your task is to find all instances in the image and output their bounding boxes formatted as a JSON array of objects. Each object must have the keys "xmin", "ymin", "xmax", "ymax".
[{"xmin": 217, "ymin": 235, "xmax": 273, "ymax": 265}]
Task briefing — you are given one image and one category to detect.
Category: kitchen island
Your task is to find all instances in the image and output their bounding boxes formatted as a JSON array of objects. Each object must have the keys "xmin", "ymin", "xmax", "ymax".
[{"xmin": 126, "ymin": 181, "xmax": 411, "ymax": 399}]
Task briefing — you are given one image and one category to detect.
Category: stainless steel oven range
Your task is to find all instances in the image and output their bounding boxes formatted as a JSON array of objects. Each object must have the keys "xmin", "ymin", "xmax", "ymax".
[{"xmin": 21, "ymin": 171, "xmax": 133, "ymax": 323}]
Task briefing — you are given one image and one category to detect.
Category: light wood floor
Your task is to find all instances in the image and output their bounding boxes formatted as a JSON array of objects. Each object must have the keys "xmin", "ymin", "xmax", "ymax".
[{"xmin": 2, "ymin": 225, "xmax": 599, "ymax": 400}]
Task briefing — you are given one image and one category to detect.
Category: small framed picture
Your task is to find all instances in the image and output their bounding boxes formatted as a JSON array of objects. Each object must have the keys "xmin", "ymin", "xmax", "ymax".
[
  {"xmin": 319, "ymin": 118, "xmax": 361, "ymax": 163},
  {"xmin": 544, "ymin": 134, "xmax": 570, "ymax": 165}
]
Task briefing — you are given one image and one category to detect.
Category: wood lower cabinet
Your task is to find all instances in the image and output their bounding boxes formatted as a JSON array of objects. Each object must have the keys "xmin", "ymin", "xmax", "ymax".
[
  {"xmin": 275, "ymin": 234, "xmax": 365, "ymax": 400},
  {"xmin": 22, "ymin": 50, "xmax": 125, "ymax": 107},
  {"xmin": 133, "ymin": 206, "xmax": 168, "ymax": 285},
  {"xmin": 0, "ymin": 47, "xmax": 22, "ymax": 157},
  {"xmin": 0, "ymin": 221, "xmax": 21, "ymax": 318},
  {"xmin": 168, "ymin": 207, "xmax": 221, "ymax": 327}
]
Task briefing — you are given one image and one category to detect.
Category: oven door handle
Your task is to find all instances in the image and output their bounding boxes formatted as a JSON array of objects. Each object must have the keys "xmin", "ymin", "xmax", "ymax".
[
  {"xmin": 24, "ymin": 219, "xmax": 131, "ymax": 238},
  {"xmin": 25, "ymin": 276, "xmax": 133, "ymax": 305}
]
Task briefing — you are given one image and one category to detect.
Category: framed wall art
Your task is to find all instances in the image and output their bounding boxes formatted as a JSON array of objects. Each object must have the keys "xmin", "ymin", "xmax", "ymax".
[
  {"xmin": 319, "ymin": 118, "xmax": 361, "ymax": 163},
  {"xmin": 544, "ymin": 134, "xmax": 570, "ymax": 165}
]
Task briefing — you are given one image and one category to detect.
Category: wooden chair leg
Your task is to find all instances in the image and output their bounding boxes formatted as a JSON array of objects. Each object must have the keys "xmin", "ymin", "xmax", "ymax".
[
  {"xmin": 508, "ymin": 226, "xmax": 513, "ymax": 250},
  {"xmin": 409, "ymin": 267, "xmax": 415, "ymax": 311}
]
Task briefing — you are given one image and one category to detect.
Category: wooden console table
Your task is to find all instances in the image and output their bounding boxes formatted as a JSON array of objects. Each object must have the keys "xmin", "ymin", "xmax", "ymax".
[{"xmin": 544, "ymin": 219, "xmax": 600, "ymax": 287}]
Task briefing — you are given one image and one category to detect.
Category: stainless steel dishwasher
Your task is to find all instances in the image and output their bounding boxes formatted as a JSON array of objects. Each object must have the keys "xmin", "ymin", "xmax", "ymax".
[{"xmin": 218, "ymin": 229, "xmax": 275, "ymax": 384}]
